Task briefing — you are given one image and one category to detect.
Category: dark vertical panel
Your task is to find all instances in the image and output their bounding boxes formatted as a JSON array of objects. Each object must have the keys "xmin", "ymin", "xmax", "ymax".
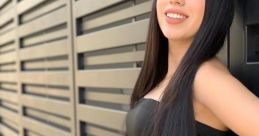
[
  {"xmin": 229, "ymin": 0, "xmax": 259, "ymax": 96},
  {"xmin": 243, "ymin": 0, "xmax": 259, "ymax": 96}
]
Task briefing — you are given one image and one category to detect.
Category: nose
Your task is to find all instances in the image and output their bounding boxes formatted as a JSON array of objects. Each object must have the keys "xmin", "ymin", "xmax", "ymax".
[{"xmin": 169, "ymin": 0, "xmax": 185, "ymax": 6}]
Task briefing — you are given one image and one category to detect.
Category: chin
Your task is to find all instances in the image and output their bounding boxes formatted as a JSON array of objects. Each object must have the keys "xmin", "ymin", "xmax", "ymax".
[
  {"xmin": 163, "ymin": 33, "xmax": 185, "ymax": 40},
  {"xmin": 161, "ymin": 29, "xmax": 186, "ymax": 39},
  {"xmin": 162, "ymin": 29, "xmax": 193, "ymax": 42}
]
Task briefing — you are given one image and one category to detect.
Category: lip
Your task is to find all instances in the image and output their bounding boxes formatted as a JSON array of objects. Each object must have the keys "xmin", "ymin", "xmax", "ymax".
[{"xmin": 164, "ymin": 8, "xmax": 189, "ymax": 25}]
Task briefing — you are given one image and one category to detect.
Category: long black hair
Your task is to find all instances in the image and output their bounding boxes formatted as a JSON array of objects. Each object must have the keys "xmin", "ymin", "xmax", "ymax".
[{"xmin": 129, "ymin": 0, "xmax": 235, "ymax": 136}]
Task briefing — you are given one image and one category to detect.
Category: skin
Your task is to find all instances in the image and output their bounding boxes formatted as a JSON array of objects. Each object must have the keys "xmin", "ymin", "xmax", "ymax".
[
  {"xmin": 144, "ymin": 0, "xmax": 259, "ymax": 135},
  {"xmin": 156, "ymin": 0, "xmax": 205, "ymax": 73}
]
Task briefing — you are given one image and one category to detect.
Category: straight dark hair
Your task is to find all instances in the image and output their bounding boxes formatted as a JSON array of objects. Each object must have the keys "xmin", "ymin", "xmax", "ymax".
[{"xmin": 129, "ymin": 0, "xmax": 235, "ymax": 136}]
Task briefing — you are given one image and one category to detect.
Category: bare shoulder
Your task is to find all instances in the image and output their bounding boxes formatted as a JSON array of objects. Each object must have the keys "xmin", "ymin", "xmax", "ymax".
[
  {"xmin": 198, "ymin": 57, "xmax": 230, "ymax": 76},
  {"xmin": 193, "ymin": 57, "xmax": 259, "ymax": 135},
  {"xmin": 193, "ymin": 57, "xmax": 234, "ymax": 95},
  {"xmin": 193, "ymin": 56, "xmax": 234, "ymax": 106}
]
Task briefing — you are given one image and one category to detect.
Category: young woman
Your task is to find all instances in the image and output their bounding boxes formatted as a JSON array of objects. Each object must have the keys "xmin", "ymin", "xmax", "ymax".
[{"xmin": 126, "ymin": 0, "xmax": 259, "ymax": 136}]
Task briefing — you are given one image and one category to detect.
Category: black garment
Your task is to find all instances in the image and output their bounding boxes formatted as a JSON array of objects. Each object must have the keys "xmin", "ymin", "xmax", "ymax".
[{"xmin": 126, "ymin": 98, "xmax": 237, "ymax": 136}]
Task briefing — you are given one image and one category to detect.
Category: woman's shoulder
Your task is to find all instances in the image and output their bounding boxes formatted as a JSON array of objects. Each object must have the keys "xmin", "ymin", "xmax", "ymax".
[
  {"xmin": 192, "ymin": 56, "xmax": 244, "ymax": 109},
  {"xmin": 193, "ymin": 56, "xmax": 234, "ymax": 102},
  {"xmin": 199, "ymin": 56, "xmax": 231, "ymax": 76},
  {"xmin": 193, "ymin": 57, "xmax": 259, "ymax": 135},
  {"xmin": 193, "ymin": 56, "xmax": 239, "ymax": 97}
]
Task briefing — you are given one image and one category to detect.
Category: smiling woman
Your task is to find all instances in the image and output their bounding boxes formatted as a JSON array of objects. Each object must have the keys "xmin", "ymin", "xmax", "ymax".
[
  {"xmin": 157, "ymin": 0, "xmax": 204, "ymax": 41},
  {"xmin": 125, "ymin": 0, "xmax": 259, "ymax": 136}
]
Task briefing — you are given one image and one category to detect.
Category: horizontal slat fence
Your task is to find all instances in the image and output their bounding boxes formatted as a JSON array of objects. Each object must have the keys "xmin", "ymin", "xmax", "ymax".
[
  {"xmin": 16, "ymin": 0, "xmax": 75, "ymax": 136},
  {"xmin": 72, "ymin": 0, "xmax": 152, "ymax": 135}
]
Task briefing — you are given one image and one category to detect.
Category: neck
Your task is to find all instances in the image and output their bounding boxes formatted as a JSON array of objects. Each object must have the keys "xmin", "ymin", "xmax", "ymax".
[{"xmin": 167, "ymin": 38, "xmax": 193, "ymax": 77}]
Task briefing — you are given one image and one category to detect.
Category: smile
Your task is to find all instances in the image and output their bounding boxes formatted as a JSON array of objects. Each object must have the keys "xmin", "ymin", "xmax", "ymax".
[
  {"xmin": 166, "ymin": 13, "xmax": 187, "ymax": 19},
  {"xmin": 164, "ymin": 9, "xmax": 189, "ymax": 24}
]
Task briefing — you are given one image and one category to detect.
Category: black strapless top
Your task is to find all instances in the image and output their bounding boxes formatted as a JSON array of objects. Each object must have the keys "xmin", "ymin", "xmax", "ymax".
[{"xmin": 126, "ymin": 98, "xmax": 237, "ymax": 136}]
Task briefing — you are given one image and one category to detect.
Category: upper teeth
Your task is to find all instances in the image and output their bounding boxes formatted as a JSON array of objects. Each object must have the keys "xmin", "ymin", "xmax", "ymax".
[{"xmin": 166, "ymin": 13, "xmax": 186, "ymax": 19}]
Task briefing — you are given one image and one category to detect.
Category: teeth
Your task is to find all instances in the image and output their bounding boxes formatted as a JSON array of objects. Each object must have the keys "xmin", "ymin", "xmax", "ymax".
[{"xmin": 166, "ymin": 13, "xmax": 186, "ymax": 19}]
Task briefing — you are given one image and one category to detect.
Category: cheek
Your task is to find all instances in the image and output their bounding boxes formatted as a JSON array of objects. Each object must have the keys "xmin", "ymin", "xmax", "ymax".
[
  {"xmin": 156, "ymin": 1, "xmax": 165, "ymax": 24},
  {"xmin": 187, "ymin": 1, "xmax": 205, "ymax": 36},
  {"xmin": 156, "ymin": 1, "xmax": 174, "ymax": 37}
]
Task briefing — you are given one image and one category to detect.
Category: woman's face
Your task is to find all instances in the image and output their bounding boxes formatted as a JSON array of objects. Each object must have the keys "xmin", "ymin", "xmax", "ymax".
[{"xmin": 156, "ymin": 0, "xmax": 205, "ymax": 41}]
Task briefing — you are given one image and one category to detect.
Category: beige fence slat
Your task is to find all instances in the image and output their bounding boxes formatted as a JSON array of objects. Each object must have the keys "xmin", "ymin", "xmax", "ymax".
[
  {"xmin": 0, "ymin": 83, "xmax": 17, "ymax": 91},
  {"xmin": 76, "ymin": 68, "xmax": 140, "ymax": 89},
  {"xmin": 23, "ymin": 59, "xmax": 68, "ymax": 70},
  {"xmin": 85, "ymin": 51, "xmax": 144, "ymax": 66},
  {"xmin": 25, "ymin": 85, "xmax": 69, "ymax": 98},
  {"xmin": 0, "ymin": 22, "xmax": 15, "ymax": 35},
  {"xmin": 37, "ymin": 60, "xmax": 68, "ymax": 69},
  {"xmin": 0, "ymin": 124, "xmax": 17, "ymax": 136},
  {"xmin": 0, "ymin": 0, "xmax": 9, "ymax": 8},
  {"xmin": 21, "ymin": 95, "xmax": 71, "ymax": 117},
  {"xmin": 17, "ymin": 7, "xmax": 67, "ymax": 38},
  {"xmin": 20, "ymin": 72, "xmax": 69, "ymax": 86},
  {"xmin": 17, "ymin": 0, "xmax": 47, "ymax": 14},
  {"xmin": 19, "ymin": 39, "xmax": 68, "ymax": 61},
  {"xmin": 26, "ymin": 108, "xmax": 71, "ymax": 128},
  {"xmin": 74, "ymin": 0, "xmax": 123, "ymax": 18},
  {"xmin": 0, "ymin": 107, "xmax": 19, "ymax": 125},
  {"xmin": 82, "ymin": 1, "xmax": 152, "ymax": 30},
  {"xmin": 1, "ymin": 118, "xmax": 19, "ymax": 133},
  {"xmin": 0, "ymin": 90, "xmax": 18, "ymax": 103},
  {"xmin": 0, "ymin": 30, "xmax": 15, "ymax": 45},
  {"xmin": 22, "ymin": 117, "xmax": 70, "ymax": 136},
  {"xmin": 20, "ymin": 0, "xmax": 67, "ymax": 23},
  {"xmin": 78, "ymin": 104, "xmax": 126, "ymax": 130},
  {"xmin": 84, "ymin": 92, "xmax": 130, "ymax": 105},
  {"xmin": 0, "ymin": 101, "xmax": 18, "ymax": 112},
  {"xmin": 0, "ymin": 43, "xmax": 15, "ymax": 52},
  {"xmin": 0, "ymin": 64, "xmax": 16, "ymax": 71},
  {"xmin": 77, "ymin": 19, "xmax": 149, "ymax": 53},
  {"xmin": 0, "ymin": 9, "xmax": 14, "ymax": 27},
  {"xmin": 0, "ymin": 73, "xmax": 16, "ymax": 82},
  {"xmin": 0, "ymin": 51, "xmax": 16, "ymax": 64},
  {"xmin": 25, "ymin": 130, "xmax": 42, "ymax": 136},
  {"xmin": 23, "ymin": 29, "xmax": 67, "ymax": 47},
  {"xmin": 0, "ymin": 0, "xmax": 13, "ymax": 16},
  {"xmin": 84, "ymin": 125, "xmax": 122, "ymax": 136}
]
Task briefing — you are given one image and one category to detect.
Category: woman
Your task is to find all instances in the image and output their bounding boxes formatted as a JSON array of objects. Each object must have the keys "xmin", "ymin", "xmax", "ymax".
[{"xmin": 126, "ymin": 0, "xmax": 259, "ymax": 136}]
